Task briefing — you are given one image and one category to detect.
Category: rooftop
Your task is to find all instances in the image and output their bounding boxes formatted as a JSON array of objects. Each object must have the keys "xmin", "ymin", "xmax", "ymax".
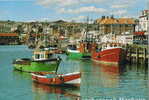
[
  {"xmin": 0, "ymin": 33, "xmax": 18, "ymax": 37},
  {"xmin": 96, "ymin": 17, "xmax": 135, "ymax": 25}
]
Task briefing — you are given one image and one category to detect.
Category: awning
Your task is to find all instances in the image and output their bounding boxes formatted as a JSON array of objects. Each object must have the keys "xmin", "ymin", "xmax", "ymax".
[{"xmin": 134, "ymin": 31, "xmax": 145, "ymax": 35}]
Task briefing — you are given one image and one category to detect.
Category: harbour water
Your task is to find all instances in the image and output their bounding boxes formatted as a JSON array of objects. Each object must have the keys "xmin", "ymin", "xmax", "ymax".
[{"xmin": 0, "ymin": 45, "xmax": 148, "ymax": 100}]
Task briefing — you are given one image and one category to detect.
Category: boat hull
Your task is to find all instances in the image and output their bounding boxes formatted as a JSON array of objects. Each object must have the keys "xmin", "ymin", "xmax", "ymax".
[
  {"xmin": 68, "ymin": 52, "xmax": 90, "ymax": 59},
  {"xmin": 32, "ymin": 72, "xmax": 81, "ymax": 86},
  {"xmin": 92, "ymin": 48, "xmax": 125, "ymax": 65},
  {"xmin": 13, "ymin": 60, "xmax": 60, "ymax": 73},
  {"xmin": 67, "ymin": 49, "xmax": 90, "ymax": 59}
]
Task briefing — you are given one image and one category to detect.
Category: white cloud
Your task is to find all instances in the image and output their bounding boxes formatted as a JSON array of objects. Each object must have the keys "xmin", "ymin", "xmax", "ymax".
[
  {"xmin": 37, "ymin": 0, "xmax": 58, "ymax": 7},
  {"xmin": 121, "ymin": 14, "xmax": 138, "ymax": 18},
  {"xmin": 111, "ymin": 4, "xmax": 130, "ymax": 9},
  {"xmin": 36, "ymin": 0, "xmax": 143, "ymax": 10},
  {"xmin": 37, "ymin": 0, "xmax": 79, "ymax": 7},
  {"xmin": 110, "ymin": 9, "xmax": 137, "ymax": 18},
  {"xmin": 71, "ymin": 16, "xmax": 87, "ymax": 22},
  {"xmin": 60, "ymin": 0, "xmax": 78, "ymax": 6},
  {"xmin": 35, "ymin": 0, "xmax": 145, "ymax": 20},
  {"xmin": 59, "ymin": 16, "xmax": 87, "ymax": 22},
  {"xmin": 59, "ymin": 6, "xmax": 107, "ymax": 14},
  {"xmin": 81, "ymin": 0, "xmax": 108, "ymax": 4},
  {"xmin": 111, "ymin": 10, "xmax": 127, "ymax": 16},
  {"xmin": 36, "ymin": 0, "xmax": 56, "ymax": 7},
  {"xmin": 111, "ymin": 0, "xmax": 140, "ymax": 9},
  {"xmin": 36, "ymin": 0, "xmax": 109, "ymax": 7}
]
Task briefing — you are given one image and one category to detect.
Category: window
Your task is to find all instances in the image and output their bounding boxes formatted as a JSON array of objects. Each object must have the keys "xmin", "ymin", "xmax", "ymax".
[
  {"xmin": 40, "ymin": 54, "xmax": 44, "ymax": 59},
  {"xmin": 143, "ymin": 23, "xmax": 146, "ymax": 28},
  {"xmin": 35, "ymin": 54, "xmax": 40, "ymax": 59},
  {"xmin": 47, "ymin": 54, "xmax": 52, "ymax": 58}
]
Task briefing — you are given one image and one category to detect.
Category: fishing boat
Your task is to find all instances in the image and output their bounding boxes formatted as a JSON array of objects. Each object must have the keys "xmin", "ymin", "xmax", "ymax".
[
  {"xmin": 91, "ymin": 33, "xmax": 127, "ymax": 65},
  {"xmin": 66, "ymin": 42, "xmax": 91, "ymax": 59},
  {"xmin": 66, "ymin": 28, "xmax": 96, "ymax": 59},
  {"xmin": 66, "ymin": 44, "xmax": 81, "ymax": 59},
  {"xmin": 91, "ymin": 42, "xmax": 126, "ymax": 65},
  {"xmin": 13, "ymin": 48, "xmax": 61, "ymax": 72},
  {"xmin": 31, "ymin": 72, "xmax": 81, "ymax": 86}
]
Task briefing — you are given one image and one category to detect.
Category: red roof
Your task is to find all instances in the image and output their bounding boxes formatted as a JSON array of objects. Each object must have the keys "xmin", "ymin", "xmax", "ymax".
[
  {"xmin": 0, "ymin": 33, "xmax": 18, "ymax": 37},
  {"xmin": 144, "ymin": 10, "xmax": 149, "ymax": 12},
  {"xmin": 134, "ymin": 32, "xmax": 145, "ymax": 35},
  {"xmin": 139, "ymin": 15, "xmax": 146, "ymax": 18}
]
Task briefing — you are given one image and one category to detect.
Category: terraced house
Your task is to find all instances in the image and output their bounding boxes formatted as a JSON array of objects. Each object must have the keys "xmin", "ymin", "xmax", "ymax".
[{"xmin": 95, "ymin": 16, "xmax": 136, "ymax": 35}]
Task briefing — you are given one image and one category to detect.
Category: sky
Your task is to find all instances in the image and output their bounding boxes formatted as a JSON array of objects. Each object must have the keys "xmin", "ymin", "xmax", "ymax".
[{"xmin": 0, "ymin": 0, "xmax": 148, "ymax": 22}]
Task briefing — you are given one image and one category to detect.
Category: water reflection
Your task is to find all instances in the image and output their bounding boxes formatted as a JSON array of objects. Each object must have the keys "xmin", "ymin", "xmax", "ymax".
[
  {"xmin": 12, "ymin": 70, "xmax": 32, "ymax": 80},
  {"xmin": 80, "ymin": 61, "xmax": 148, "ymax": 98},
  {"xmin": 126, "ymin": 64, "xmax": 148, "ymax": 74},
  {"xmin": 81, "ymin": 61, "xmax": 124, "ymax": 89},
  {"xmin": 32, "ymin": 82, "xmax": 80, "ymax": 100},
  {"xmin": 94, "ymin": 63, "xmax": 122, "ymax": 88}
]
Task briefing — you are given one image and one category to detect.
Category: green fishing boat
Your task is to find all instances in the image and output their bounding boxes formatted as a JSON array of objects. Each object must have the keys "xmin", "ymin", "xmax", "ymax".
[
  {"xmin": 66, "ymin": 44, "xmax": 91, "ymax": 59},
  {"xmin": 13, "ymin": 48, "xmax": 61, "ymax": 72}
]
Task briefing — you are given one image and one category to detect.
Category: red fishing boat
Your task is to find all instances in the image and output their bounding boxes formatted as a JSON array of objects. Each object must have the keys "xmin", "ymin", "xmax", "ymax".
[
  {"xmin": 31, "ymin": 72, "xmax": 81, "ymax": 86},
  {"xmin": 92, "ymin": 43, "xmax": 126, "ymax": 65}
]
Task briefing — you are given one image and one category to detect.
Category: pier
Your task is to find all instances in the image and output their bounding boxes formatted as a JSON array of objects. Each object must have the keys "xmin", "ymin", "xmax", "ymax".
[{"xmin": 126, "ymin": 44, "xmax": 148, "ymax": 65}]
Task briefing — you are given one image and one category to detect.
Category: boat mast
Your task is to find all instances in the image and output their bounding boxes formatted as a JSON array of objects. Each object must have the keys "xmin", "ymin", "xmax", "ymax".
[
  {"xmin": 84, "ymin": 16, "xmax": 90, "ymax": 52},
  {"xmin": 55, "ymin": 56, "xmax": 61, "ymax": 74}
]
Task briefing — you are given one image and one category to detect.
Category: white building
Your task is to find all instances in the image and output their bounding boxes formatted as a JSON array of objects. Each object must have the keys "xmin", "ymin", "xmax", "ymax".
[
  {"xmin": 100, "ymin": 34, "xmax": 133, "ymax": 44},
  {"xmin": 136, "ymin": 10, "xmax": 149, "ymax": 34}
]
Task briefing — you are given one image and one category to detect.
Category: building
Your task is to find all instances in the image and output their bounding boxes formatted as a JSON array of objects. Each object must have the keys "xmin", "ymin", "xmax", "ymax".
[
  {"xmin": 95, "ymin": 16, "xmax": 136, "ymax": 35},
  {"xmin": 135, "ymin": 10, "xmax": 149, "ymax": 34},
  {"xmin": 0, "ymin": 33, "xmax": 19, "ymax": 45},
  {"xmin": 133, "ymin": 31, "xmax": 148, "ymax": 45},
  {"xmin": 134, "ymin": 10, "xmax": 149, "ymax": 45},
  {"xmin": 0, "ymin": 21, "xmax": 17, "ymax": 33}
]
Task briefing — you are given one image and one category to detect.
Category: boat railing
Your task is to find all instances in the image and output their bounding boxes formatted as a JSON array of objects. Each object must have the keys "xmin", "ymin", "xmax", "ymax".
[
  {"xmin": 101, "ymin": 43, "xmax": 123, "ymax": 51},
  {"xmin": 33, "ymin": 58, "xmax": 58, "ymax": 62},
  {"xmin": 61, "ymin": 72, "xmax": 81, "ymax": 77},
  {"xmin": 13, "ymin": 58, "xmax": 31, "ymax": 65}
]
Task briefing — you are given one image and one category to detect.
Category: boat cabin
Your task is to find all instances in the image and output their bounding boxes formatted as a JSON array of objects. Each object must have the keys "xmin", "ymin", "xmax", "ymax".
[{"xmin": 33, "ymin": 50, "xmax": 54, "ymax": 61}]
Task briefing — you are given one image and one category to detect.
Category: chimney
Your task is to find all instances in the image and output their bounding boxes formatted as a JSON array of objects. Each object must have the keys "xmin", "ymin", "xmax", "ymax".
[
  {"xmin": 111, "ymin": 15, "xmax": 114, "ymax": 19},
  {"xmin": 102, "ymin": 16, "xmax": 105, "ymax": 19},
  {"xmin": 142, "ymin": 10, "xmax": 144, "ymax": 16}
]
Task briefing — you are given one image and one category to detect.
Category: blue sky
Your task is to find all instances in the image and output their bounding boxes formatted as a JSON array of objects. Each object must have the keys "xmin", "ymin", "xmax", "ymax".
[{"xmin": 0, "ymin": 0, "xmax": 148, "ymax": 22}]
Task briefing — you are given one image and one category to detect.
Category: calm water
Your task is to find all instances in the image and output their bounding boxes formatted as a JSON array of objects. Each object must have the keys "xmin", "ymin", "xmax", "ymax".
[{"xmin": 0, "ymin": 45, "xmax": 148, "ymax": 100}]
